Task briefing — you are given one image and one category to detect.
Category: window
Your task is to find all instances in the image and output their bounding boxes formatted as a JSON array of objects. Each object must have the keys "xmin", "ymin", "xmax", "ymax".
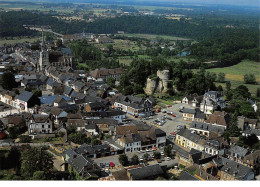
[{"xmin": 42, "ymin": 125, "xmax": 44, "ymax": 128}]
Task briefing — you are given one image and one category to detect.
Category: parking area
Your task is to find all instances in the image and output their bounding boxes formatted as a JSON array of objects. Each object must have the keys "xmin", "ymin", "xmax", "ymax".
[{"xmin": 141, "ymin": 103, "xmax": 195, "ymax": 136}]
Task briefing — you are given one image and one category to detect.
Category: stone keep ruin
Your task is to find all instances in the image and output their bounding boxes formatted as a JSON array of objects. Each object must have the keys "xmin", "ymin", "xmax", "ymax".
[{"xmin": 145, "ymin": 70, "xmax": 170, "ymax": 94}]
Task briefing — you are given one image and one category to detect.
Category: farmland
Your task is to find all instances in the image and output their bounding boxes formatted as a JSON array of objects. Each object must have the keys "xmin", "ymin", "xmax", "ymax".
[
  {"xmin": 0, "ymin": 37, "xmax": 40, "ymax": 46},
  {"xmin": 117, "ymin": 33, "xmax": 192, "ymax": 41},
  {"xmin": 206, "ymin": 60, "xmax": 260, "ymax": 95}
]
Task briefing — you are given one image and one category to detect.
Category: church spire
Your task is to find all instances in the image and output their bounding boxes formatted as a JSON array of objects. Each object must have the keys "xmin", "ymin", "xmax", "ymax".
[{"xmin": 41, "ymin": 29, "xmax": 45, "ymax": 51}]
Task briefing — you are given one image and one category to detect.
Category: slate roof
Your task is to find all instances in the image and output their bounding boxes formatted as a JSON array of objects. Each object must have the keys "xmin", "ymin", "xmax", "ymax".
[
  {"xmin": 17, "ymin": 91, "xmax": 33, "ymax": 102},
  {"xmin": 61, "ymin": 48, "xmax": 72, "ymax": 55},
  {"xmin": 177, "ymin": 129, "xmax": 201, "ymax": 143},
  {"xmin": 182, "ymin": 108, "xmax": 196, "ymax": 114},
  {"xmin": 179, "ymin": 171, "xmax": 199, "ymax": 181},
  {"xmin": 127, "ymin": 164, "xmax": 164, "ymax": 180},
  {"xmin": 216, "ymin": 157, "xmax": 254, "ymax": 180},
  {"xmin": 32, "ymin": 114, "xmax": 49, "ymax": 123},
  {"xmin": 190, "ymin": 121, "xmax": 225, "ymax": 134},
  {"xmin": 205, "ymin": 111, "xmax": 230, "ymax": 127},
  {"xmin": 40, "ymin": 95, "xmax": 70, "ymax": 104},
  {"xmin": 228, "ymin": 145, "xmax": 248, "ymax": 158},
  {"xmin": 116, "ymin": 125, "xmax": 138, "ymax": 136},
  {"xmin": 243, "ymin": 129, "xmax": 260, "ymax": 136},
  {"xmin": 120, "ymin": 133, "xmax": 142, "ymax": 144}
]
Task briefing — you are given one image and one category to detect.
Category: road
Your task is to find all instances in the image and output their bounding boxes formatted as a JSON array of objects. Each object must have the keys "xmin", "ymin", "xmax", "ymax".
[
  {"xmin": 0, "ymin": 142, "xmax": 49, "ymax": 147},
  {"xmin": 47, "ymin": 150, "xmax": 64, "ymax": 171}
]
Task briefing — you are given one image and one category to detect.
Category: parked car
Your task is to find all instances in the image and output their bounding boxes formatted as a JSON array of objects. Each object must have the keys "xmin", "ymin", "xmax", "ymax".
[
  {"xmin": 168, "ymin": 105, "xmax": 172, "ymax": 108},
  {"xmin": 100, "ymin": 163, "xmax": 105, "ymax": 168},
  {"xmin": 161, "ymin": 152, "xmax": 165, "ymax": 156},
  {"xmin": 168, "ymin": 135, "xmax": 173, "ymax": 140},
  {"xmin": 177, "ymin": 125, "xmax": 184, "ymax": 130},
  {"xmin": 110, "ymin": 162, "xmax": 115, "ymax": 167},
  {"xmin": 162, "ymin": 110, "xmax": 167, "ymax": 113},
  {"xmin": 166, "ymin": 117, "xmax": 172, "ymax": 120},
  {"xmin": 172, "ymin": 114, "xmax": 176, "ymax": 117},
  {"xmin": 157, "ymin": 159, "xmax": 162, "ymax": 163},
  {"xmin": 146, "ymin": 149, "xmax": 150, "ymax": 152},
  {"xmin": 166, "ymin": 157, "xmax": 171, "ymax": 161},
  {"xmin": 105, "ymin": 162, "xmax": 110, "ymax": 167},
  {"xmin": 170, "ymin": 132, "xmax": 177, "ymax": 136}
]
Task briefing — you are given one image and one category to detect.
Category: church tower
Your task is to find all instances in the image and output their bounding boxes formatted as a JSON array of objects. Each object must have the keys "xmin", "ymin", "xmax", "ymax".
[{"xmin": 39, "ymin": 30, "xmax": 49, "ymax": 71}]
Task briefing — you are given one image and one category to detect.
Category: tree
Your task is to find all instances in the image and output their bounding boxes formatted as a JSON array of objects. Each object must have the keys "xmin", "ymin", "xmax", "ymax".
[
  {"xmin": 256, "ymin": 87, "xmax": 260, "ymax": 98},
  {"xmin": 131, "ymin": 154, "xmax": 139, "ymax": 165},
  {"xmin": 118, "ymin": 154, "xmax": 129, "ymax": 166},
  {"xmin": 32, "ymin": 89, "xmax": 42, "ymax": 97},
  {"xmin": 143, "ymin": 153, "xmax": 149, "ymax": 161},
  {"xmin": 56, "ymin": 39, "xmax": 62, "ymax": 47},
  {"xmin": 6, "ymin": 147, "xmax": 21, "ymax": 171},
  {"xmin": 226, "ymin": 81, "xmax": 231, "ymax": 91},
  {"xmin": 21, "ymin": 147, "xmax": 53, "ymax": 179},
  {"xmin": 153, "ymin": 152, "xmax": 161, "ymax": 159},
  {"xmin": 244, "ymin": 73, "xmax": 256, "ymax": 84},
  {"xmin": 19, "ymin": 135, "xmax": 31, "ymax": 143},
  {"xmin": 217, "ymin": 85, "xmax": 223, "ymax": 91},
  {"xmin": 2, "ymin": 72, "xmax": 17, "ymax": 90},
  {"xmin": 31, "ymin": 171, "xmax": 49, "ymax": 180},
  {"xmin": 106, "ymin": 77, "xmax": 116, "ymax": 88},
  {"xmin": 164, "ymin": 145, "xmax": 172, "ymax": 157},
  {"xmin": 91, "ymin": 138, "xmax": 101, "ymax": 146},
  {"xmin": 217, "ymin": 72, "xmax": 225, "ymax": 83}
]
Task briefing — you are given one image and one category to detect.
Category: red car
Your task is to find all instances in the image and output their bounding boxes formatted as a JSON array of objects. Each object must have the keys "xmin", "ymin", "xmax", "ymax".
[
  {"xmin": 168, "ymin": 105, "xmax": 172, "ymax": 108},
  {"xmin": 170, "ymin": 132, "xmax": 176, "ymax": 136},
  {"xmin": 172, "ymin": 114, "xmax": 176, "ymax": 117},
  {"xmin": 109, "ymin": 162, "xmax": 115, "ymax": 167}
]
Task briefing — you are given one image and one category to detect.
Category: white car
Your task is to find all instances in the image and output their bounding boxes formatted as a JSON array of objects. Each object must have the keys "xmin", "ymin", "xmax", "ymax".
[
  {"xmin": 146, "ymin": 149, "xmax": 150, "ymax": 152},
  {"xmin": 161, "ymin": 152, "xmax": 165, "ymax": 156},
  {"xmin": 166, "ymin": 157, "xmax": 171, "ymax": 161}
]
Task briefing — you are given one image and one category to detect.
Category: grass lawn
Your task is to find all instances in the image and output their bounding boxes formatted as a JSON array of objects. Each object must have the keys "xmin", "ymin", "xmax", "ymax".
[
  {"xmin": 118, "ymin": 55, "xmax": 151, "ymax": 65},
  {"xmin": 0, "ymin": 37, "xmax": 40, "ymax": 46},
  {"xmin": 206, "ymin": 60, "xmax": 260, "ymax": 95},
  {"xmin": 156, "ymin": 98, "xmax": 173, "ymax": 105}
]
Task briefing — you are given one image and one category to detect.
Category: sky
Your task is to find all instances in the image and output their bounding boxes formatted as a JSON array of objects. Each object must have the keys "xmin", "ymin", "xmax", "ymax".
[{"xmin": 148, "ymin": 0, "xmax": 260, "ymax": 6}]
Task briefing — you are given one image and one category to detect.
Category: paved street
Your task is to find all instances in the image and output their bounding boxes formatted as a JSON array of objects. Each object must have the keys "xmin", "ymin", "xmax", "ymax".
[{"xmin": 138, "ymin": 103, "xmax": 195, "ymax": 136}]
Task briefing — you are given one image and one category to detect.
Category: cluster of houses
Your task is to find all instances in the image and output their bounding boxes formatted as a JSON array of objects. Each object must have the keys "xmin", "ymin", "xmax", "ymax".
[{"xmin": 1, "ymin": 38, "xmax": 260, "ymax": 181}]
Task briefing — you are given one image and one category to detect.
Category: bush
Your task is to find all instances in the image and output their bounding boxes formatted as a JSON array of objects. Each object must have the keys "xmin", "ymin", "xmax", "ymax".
[{"xmin": 244, "ymin": 73, "xmax": 256, "ymax": 84}]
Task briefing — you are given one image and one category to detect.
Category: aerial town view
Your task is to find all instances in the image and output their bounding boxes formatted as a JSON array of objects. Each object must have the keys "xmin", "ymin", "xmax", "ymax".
[{"xmin": 0, "ymin": 0, "xmax": 259, "ymax": 182}]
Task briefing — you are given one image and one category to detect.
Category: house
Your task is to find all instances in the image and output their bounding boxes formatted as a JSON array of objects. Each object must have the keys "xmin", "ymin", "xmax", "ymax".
[
  {"xmin": 182, "ymin": 94, "xmax": 203, "ymax": 107},
  {"xmin": 248, "ymin": 99, "xmax": 258, "ymax": 112},
  {"xmin": 186, "ymin": 164, "xmax": 218, "ymax": 180},
  {"xmin": 242, "ymin": 129, "xmax": 260, "ymax": 140},
  {"xmin": 28, "ymin": 114, "xmax": 53, "ymax": 139},
  {"xmin": 7, "ymin": 115, "xmax": 25, "ymax": 128},
  {"xmin": 84, "ymin": 110, "xmax": 126, "ymax": 123},
  {"xmin": 85, "ymin": 118, "xmax": 118, "ymax": 135},
  {"xmin": 182, "ymin": 93, "xmax": 198, "ymax": 105},
  {"xmin": 213, "ymin": 157, "xmax": 254, "ymax": 180},
  {"xmin": 200, "ymin": 91, "xmax": 226, "ymax": 115},
  {"xmin": 85, "ymin": 102, "xmax": 105, "ymax": 112},
  {"xmin": 205, "ymin": 111, "xmax": 230, "ymax": 129},
  {"xmin": 74, "ymin": 143, "xmax": 111, "ymax": 158},
  {"xmin": 237, "ymin": 116, "xmax": 258, "ymax": 131},
  {"xmin": 115, "ymin": 125, "xmax": 138, "ymax": 138},
  {"xmin": 175, "ymin": 129, "xmax": 206, "ymax": 152},
  {"xmin": 96, "ymin": 36, "xmax": 114, "ymax": 44},
  {"xmin": 114, "ymin": 94, "xmax": 153, "ymax": 117},
  {"xmin": 204, "ymin": 139, "xmax": 227, "ymax": 156},
  {"xmin": 127, "ymin": 164, "xmax": 165, "ymax": 180},
  {"xmin": 227, "ymin": 145, "xmax": 248, "ymax": 163},
  {"xmin": 189, "ymin": 121, "xmax": 225, "ymax": 137},
  {"xmin": 242, "ymin": 150, "xmax": 260, "ymax": 175},
  {"xmin": 138, "ymin": 127, "xmax": 166, "ymax": 150},
  {"xmin": 15, "ymin": 90, "xmax": 40, "ymax": 112},
  {"xmin": 62, "ymin": 150, "xmax": 100, "ymax": 179},
  {"xmin": 0, "ymin": 91, "xmax": 16, "ymax": 106},
  {"xmin": 182, "ymin": 108, "xmax": 205, "ymax": 122},
  {"xmin": 90, "ymin": 68, "xmax": 124, "ymax": 81},
  {"xmin": 116, "ymin": 133, "xmax": 142, "ymax": 153},
  {"xmin": 54, "ymin": 96, "xmax": 68, "ymax": 108},
  {"xmin": 179, "ymin": 171, "xmax": 199, "ymax": 180}
]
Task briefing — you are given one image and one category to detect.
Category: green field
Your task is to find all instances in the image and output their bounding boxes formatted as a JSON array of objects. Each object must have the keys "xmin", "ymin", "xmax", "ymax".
[
  {"xmin": 0, "ymin": 37, "xmax": 40, "ymax": 46},
  {"xmin": 206, "ymin": 60, "xmax": 260, "ymax": 95},
  {"xmin": 117, "ymin": 33, "xmax": 192, "ymax": 41}
]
